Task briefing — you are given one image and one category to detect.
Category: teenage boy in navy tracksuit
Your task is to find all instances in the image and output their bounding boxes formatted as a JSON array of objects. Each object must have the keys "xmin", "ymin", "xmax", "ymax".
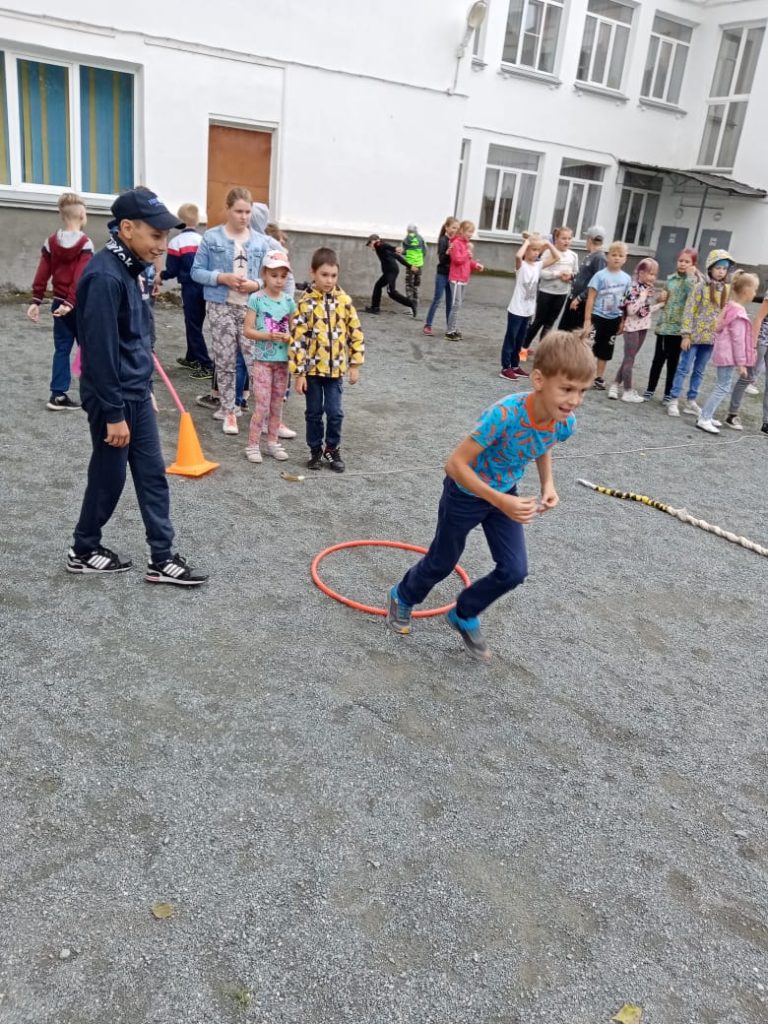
[{"xmin": 67, "ymin": 188, "xmax": 208, "ymax": 586}]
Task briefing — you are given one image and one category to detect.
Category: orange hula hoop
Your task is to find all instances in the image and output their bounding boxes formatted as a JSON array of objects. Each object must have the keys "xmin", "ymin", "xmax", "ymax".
[{"xmin": 310, "ymin": 540, "xmax": 471, "ymax": 618}]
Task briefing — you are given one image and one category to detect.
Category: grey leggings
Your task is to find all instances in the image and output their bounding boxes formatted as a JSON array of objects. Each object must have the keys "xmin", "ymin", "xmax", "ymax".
[
  {"xmin": 447, "ymin": 282, "xmax": 466, "ymax": 334},
  {"xmin": 728, "ymin": 342, "xmax": 768, "ymax": 420},
  {"xmin": 614, "ymin": 329, "xmax": 647, "ymax": 389}
]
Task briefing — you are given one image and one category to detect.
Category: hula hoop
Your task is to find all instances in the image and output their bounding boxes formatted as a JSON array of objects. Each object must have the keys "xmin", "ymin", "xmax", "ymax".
[{"xmin": 311, "ymin": 540, "xmax": 471, "ymax": 618}]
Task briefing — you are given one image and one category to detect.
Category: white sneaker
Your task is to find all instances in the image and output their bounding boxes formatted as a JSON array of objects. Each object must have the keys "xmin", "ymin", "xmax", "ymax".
[
  {"xmin": 266, "ymin": 441, "xmax": 289, "ymax": 461},
  {"xmin": 683, "ymin": 400, "xmax": 702, "ymax": 416},
  {"xmin": 668, "ymin": 400, "xmax": 680, "ymax": 417},
  {"xmin": 245, "ymin": 445, "xmax": 262, "ymax": 463},
  {"xmin": 746, "ymin": 383, "xmax": 760, "ymax": 396},
  {"xmin": 621, "ymin": 389, "xmax": 644, "ymax": 403},
  {"xmin": 222, "ymin": 413, "xmax": 239, "ymax": 435},
  {"xmin": 213, "ymin": 407, "xmax": 242, "ymax": 421},
  {"xmin": 607, "ymin": 384, "xmax": 620, "ymax": 400},
  {"xmin": 696, "ymin": 417, "xmax": 720, "ymax": 434},
  {"xmin": 725, "ymin": 415, "xmax": 743, "ymax": 431},
  {"xmin": 278, "ymin": 423, "xmax": 297, "ymax": 439}
]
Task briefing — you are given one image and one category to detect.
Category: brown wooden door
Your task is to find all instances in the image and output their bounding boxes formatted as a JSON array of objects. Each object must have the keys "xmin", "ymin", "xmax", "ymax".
[{"xmin": 206, "ymin": 124, "xmax": 272, "ymax": 225}]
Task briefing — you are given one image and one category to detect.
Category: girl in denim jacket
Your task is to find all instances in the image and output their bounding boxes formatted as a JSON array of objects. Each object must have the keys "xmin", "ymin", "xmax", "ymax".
[{"xmin": 191, "ymin": 187, "xmax": 268, "ymax": 435}]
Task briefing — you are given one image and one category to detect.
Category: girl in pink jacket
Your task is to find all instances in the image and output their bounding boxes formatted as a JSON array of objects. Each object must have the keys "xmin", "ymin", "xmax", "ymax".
[
  {"xmin": 446, "ymin": 220, "xmax": 484, "ymax": 340},
  {"xmin": 697, "ymin": 271, "xmax": 759, "ymax": 434}
]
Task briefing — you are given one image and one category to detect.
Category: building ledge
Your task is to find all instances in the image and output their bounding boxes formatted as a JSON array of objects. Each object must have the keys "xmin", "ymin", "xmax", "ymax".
[
  {"xmin": 573, "ymin": 81, "xmax": 629, "ymax": 104},
  {"xmin": 471, "ymin": 57, "xmax": 488, "ymax": 71},
  {"xmin": 638, "ymin": 97, "xmax": 687, "ymax": 117},
  {"xmin": 498, "ymin": 63, "xmax": 561, "ymax": 88},
  {"xmin": 0, "ymin": 187, "xmax": 114, "ymax": 212}
]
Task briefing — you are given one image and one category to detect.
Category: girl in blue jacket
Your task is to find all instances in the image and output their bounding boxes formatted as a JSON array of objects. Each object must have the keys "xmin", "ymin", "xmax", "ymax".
[{"xmin": 191, "ymin": 187, "xmax": 267, "ymax": 436}]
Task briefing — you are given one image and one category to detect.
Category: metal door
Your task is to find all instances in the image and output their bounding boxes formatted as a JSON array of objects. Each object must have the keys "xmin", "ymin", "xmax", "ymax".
[
  {"xmin": 655, "ymin": 226, "xmax": 689, "ymax": 277},
  {"xmin": 698, "ymin": 228, "xmax": 732, "ymax": 267}
]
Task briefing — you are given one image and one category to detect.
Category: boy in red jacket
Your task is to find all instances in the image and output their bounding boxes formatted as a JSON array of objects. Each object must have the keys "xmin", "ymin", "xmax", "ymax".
[{"xmin": 27, "ymin": 192, "xmax": 94, "ymax": 410}]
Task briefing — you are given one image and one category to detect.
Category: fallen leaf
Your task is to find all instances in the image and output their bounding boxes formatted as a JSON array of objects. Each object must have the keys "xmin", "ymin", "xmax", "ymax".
[
  {"xmin": 150, "ymin": 901, "xmax": 174, "ymax": 920},
  {"xmin": 280, "ymin": 472, "xmax": 305, "ymax": 482},
  {"xmin": 611, "ymin": 1004, "xmax": 642, "ymax": 1024}
]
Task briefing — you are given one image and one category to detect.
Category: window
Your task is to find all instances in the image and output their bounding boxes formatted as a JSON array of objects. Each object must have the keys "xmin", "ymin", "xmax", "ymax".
[
  {"xmin": 698, "ymin": 25, "xmax": 765, "ymax": 169},
  {"xmin": 503, "ymin": 0, "xmax": 564, "ymax": 74},
  {"xmin": 480, "ymin": 145, "xmax": 539, "ymax": 234},
  {"xmin": 0, "ymin": 54, "xmax": 9, "ymax": 184},
  {"xmin": 641, "ymin": 14, "xmax": 692, "ymax": 105},
  {"xmin": 552, "ymin": 160, "xmax": 605, "ymax": 239},
  {"xmin": 0, "ymin": 51, "xmax": 135, "ymax": 195},
  {"xmin": 17, "ymin": 59, "xmax": 70, "ymax": 185},
  {"xmin": 615, "ymin": 170, "xmax": 662, "ymax": 247},
  {"xmin": 577, "ymin": 0, "xmax": 634, "ymax": 91},
  {"xmin": 80, "ymin": 67, "xmax": 134, "ymax": 194},
  {"xmin": 455, "ymin": 138, "xmax": 470, "ymax": 216}
]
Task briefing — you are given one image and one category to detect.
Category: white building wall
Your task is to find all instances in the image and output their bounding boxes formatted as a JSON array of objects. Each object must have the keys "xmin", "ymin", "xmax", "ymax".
[{"xmin": 0, "ymin": 0, "xmax": 766, "ymax": 283}]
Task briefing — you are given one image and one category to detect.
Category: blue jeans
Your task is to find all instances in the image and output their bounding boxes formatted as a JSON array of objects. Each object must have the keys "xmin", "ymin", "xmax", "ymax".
[
  {"xmin": 73, "ymin": 396, "xmax": 174, "ymax": 562},
  {"xmin": 425, "ymin": 273, "xmax": 453, "ymax": 328},
  {"xmin": 700, "ymin": 366, "xmax": 736, "ymax": 422},
  {"xmin": 501, "ymin": 313, "xmax": 530, "ymax": 369},
  {"xmin": 397, "ymin": 477, "xmax": 528, "ymax": 620},
  {"xmin": 670, "ymin": 344, "xmax": 712, "ymax": 401},
  {"xmin": 50, "ymin": 299, "xmax": 78, "ymax": 395},
  {"xmin": 181, "ymin": 283, "xmax": 212, "ymax": 369},
  {"xmin": 305, "ymin": 376, "xmax": 344, "ymax": 450}
]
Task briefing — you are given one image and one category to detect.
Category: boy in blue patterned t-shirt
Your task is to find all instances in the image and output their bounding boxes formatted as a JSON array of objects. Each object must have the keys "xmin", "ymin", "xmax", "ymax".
[{"xmin": 387, "ymin": 331, "xmax": 596, "ymax": 661}]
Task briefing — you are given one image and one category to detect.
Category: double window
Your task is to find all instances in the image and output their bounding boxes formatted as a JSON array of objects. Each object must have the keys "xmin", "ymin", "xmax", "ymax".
[
  {"xmin": 615, "ymin": 170, "xmax": 662, "ymax": 247},
  {"xmin": 0, "ymin": 50, "xmax": 134, "ymax": 195},
  {"xmin": 552, "ymin": 160, "xmax": 605, "ymax": 240},
  {"xmin": 480, "ymin": 145, "xmax": 539, "ymax": 235},
  {"xmin": 503, "ymin": 0, "xmax": 565, "ymax": 74},
  {"xmin": 641, "ymin": 14, "xmax": 692, "ymax": 106},
  {"xmin": 698, "ymin": 24, "xmax": 765, "ymax": 170},
  {"xmin": 577, "ymin": 0, "xmax": 634, "ymax": 91}
]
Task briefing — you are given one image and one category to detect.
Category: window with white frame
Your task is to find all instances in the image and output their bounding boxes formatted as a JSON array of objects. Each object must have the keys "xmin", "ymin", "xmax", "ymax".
[
  {"xmin": 552, "ymin": 160, "xmax": 605, "ymax": 239},
  {"xmin": 455, "ymin": 139, "xmax": 471, "ymax": 216},
  {"xmin": 503, "ymin": 0, "xmax": 565, "ymax": 74},
  {"xmin": 615, "ymin": 170, "xmax": 663, "ymax": 247},
  {"xmin": 480, "ymin": 145, "xmax": 539, "ymax": 234},
  {"xmin": 698, "ymin": 24, "xmax": 765, "ymax": 170},
  {"xmin": 641, "ymin": 14, "xmax": 693, "ymax": 105},
  {"xmin": 0, "ymin": 50, "xmax": 134, "ymax": 195},
  {"xmin": 577, "ymin": 0, "xmax": 634, "ymax": 91}
]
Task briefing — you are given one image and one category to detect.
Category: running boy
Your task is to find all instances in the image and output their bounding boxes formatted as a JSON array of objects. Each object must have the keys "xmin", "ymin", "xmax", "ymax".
[
  {"xmin": 387, "ymin": 331, "xmax": 595, "ymax": 661},
  {"xmin": 583, "ymin": 241, "xmax": 631, "ymax": 389},
  {"xmin": 67, "ymin": 187, "xmax": 207, "ymax": 586},
  {"xmin": 27, "ymin": 192, "xmax": 94, "ymax": 410},
  {"xmin": 290, "ymin": 247, "xmax": 364, "ymax": 473},
  {"xmin": 364, "ymin": 235, "xmax": 416, "ymax": 316},
  {"xmin": 160, "ymin": 202, "xmax": 213, "ymax": 379}
]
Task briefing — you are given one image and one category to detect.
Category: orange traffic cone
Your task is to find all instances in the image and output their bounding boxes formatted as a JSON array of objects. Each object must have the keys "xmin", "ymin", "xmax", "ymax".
[{"xmin": 166, "ymin": 411, "xmax": 220, "ymax": 478}]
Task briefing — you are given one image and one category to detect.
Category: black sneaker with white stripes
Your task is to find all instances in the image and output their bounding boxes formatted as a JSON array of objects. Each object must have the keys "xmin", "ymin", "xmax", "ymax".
[
  {"xmin": 144, "ymin": 553, "xmax": 208, "ymax": 587},
  {"xmin": 67, "ymin": 546, "xmax": 132, "ymax": 574}
]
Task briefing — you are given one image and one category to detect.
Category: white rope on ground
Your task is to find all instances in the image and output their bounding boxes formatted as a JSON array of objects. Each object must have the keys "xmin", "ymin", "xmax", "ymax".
[{"xmin": 578, "ymin": 478, "xmax": 768, "ymax": 558}]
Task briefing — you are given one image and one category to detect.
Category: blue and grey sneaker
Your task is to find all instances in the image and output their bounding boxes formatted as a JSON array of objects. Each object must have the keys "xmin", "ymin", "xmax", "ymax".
[
  {"xmin": 386, "ymin": 586, "xmax": 412, "ymax": 635},
  {"xmin": 446, "ymin": 608, "xmax": 491, "ymax": 662}
]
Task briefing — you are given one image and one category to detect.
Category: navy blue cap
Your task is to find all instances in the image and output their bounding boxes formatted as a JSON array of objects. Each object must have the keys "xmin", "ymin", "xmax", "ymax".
[{"xmin": 110, "ymin": 189, "xmax": 184, "ymax": 230}]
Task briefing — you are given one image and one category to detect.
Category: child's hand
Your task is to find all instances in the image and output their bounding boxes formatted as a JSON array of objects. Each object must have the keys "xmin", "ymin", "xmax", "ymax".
[
  {"xmin": 497, "ymin": 493, "xmax": 537, "ymax": 524},
  {"xmin": 476, "ymin": 263, "xmax": 485, "ymax": 272},
  {"xmin": 278, "ymin": 332, "xmax": 291, "ymax": 343},
  {"xmin": 27, "ymin": 303, "xmax": 40, "ymax": 323},
  {"xmin": 294, "ymin": 375, "xmax": 307, "ymax": 394},
  {"xmin": 538, "ymin": 486, "xmax": 559, "ymax": 512},
  {"xmin": 560, "ymin": 272, "xmax": 573, "ymax": 282},
  {"xmin": 738, "ymin": 366, "xmax": 748, "ymax": 378},
  {"xmin": 52, "ymin": 303, "xmax": 73, "ymax": 318},
  {"xmin": 681, "ymin": 336, "xmax": 692, "ymax": 351},
  {"xmin": 217, "ymin": 272, "xmax": 241, "ymax": 289},
  {"xmin": 569, "ymin": 298, "xmax": 581, "ymax": 310},
  {"xmin": 348, "ymin": 366, "xmax": 360, "ymax": 385}
]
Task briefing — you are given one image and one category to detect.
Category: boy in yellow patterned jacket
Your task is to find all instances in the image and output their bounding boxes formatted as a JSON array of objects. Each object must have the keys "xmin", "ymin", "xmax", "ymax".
[{"xmin": 289, "ymin": 247, "xmax": 364, "ymax": 473}]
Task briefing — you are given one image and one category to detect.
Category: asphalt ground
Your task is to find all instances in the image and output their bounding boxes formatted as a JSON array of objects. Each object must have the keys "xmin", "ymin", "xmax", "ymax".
[{"xmin": 1, "ymin": 295, "xmax": 767, "ymax": 1024}]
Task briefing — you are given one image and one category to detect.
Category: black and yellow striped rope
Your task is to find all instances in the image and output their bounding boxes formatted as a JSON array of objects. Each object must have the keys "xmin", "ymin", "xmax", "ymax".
[{"xmin": 578, "ymin": 479, "xmax": 768, "ymax": 558}]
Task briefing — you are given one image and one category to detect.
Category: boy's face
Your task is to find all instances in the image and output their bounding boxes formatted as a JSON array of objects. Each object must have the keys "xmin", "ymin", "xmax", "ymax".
[
  {"xmin": 607, "ymin": 250, "xmax": 627, "ymax": 271},
  {"xmin": 555, "ymin": 231, "xmax": 573, "ymax": 250},
  {"xmin": 264, "ymin": 267, "xmax": 288, "ymax": 292},
  {"xmin": 313, "ymin": 263, "xmax": 339, "ymax": 293},
  {"xmin": 531, "ymin": 371, "xmax": 592, "ymax": 422},
  {"xmin": 119, "ymin": 220, "xmax": 169, "ymax": 262}
]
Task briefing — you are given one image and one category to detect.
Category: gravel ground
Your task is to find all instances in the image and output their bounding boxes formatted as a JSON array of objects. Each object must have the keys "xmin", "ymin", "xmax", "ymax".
[{"xmin": 1, "ymin": 295, "xmax": 767, "ymax": 1024}]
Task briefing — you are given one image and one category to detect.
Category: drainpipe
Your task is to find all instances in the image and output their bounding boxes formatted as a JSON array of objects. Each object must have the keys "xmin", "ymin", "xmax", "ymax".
[{"xmin": 693, "ymin": 185, "xmax": 709, "ymax": 250}]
